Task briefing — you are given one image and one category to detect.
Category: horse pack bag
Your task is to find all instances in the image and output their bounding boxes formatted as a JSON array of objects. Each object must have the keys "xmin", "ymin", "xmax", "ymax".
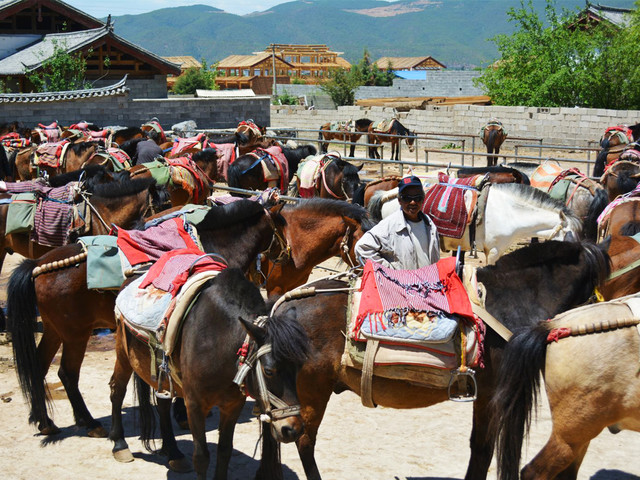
[
  {"xmin": 6, "ymin": 192, "xmax": 37, "ymax": 235},
  {"xmin": 78, "ymin": 236, "xmax": 126, "ymax": 290},
  {"xmin": 344, "ymin": 257, "xmax": 482, "ymax": 393}
]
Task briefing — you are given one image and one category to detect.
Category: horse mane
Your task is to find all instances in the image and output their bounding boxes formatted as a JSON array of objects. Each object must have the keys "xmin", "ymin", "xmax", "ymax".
[
  {"xmin": 266, "ymin": 310, "xmax": 311, "ymax": 365},
  {"xmin": 458, "ymin": 166, "xmax": 518, "ymax": 175},
  {"xmin": 68, "ymin": 141, "xmax": 95, "ymax": 155},
  {"xmin": 286, "ymin": 198, "xmax": 373, "ymax": 230},
  {"xmin": 118, "ymin": 137, "xmax": 147, "ymax": 156},
  {"xmin": 49, "ymin": 165, "xmax": 111, "ymax": 188},
  {"xmin": 196, "ymin": 199, "xmax": 264, "ymax": 231},
  {"xmin": 192, "ymin": 148, "xmax": 217, "ymax": 164},
  {"xmin": 392, "ymin": 119, "xmax": 410, "ymax": 136},
  {"xmin": 338, "ymin": 159, "xmax": 360, "ymax": 177},
  {"xmin": 114, "ymin": 126, "xmax": 143, "ymax": 136},
  {"xmin": 493, "ymin": 183, "xmax": 582, "ymax": 235},
  {"xmin": 90, "ymin": 176, "xmax": 156, "ymax": 198},
  {"xmin": 355, "ymin": 118, "xmax": 373, "ymax": 129}
]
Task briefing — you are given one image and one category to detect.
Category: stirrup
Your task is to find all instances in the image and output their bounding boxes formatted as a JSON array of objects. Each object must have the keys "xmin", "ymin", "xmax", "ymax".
[
  {"xmin": 155, "ymin": 359, "xmax": 174, "ymax": 400},
  {"xmin": 447, "ymin": 368, "xmax": 477, "ymax": 402}
]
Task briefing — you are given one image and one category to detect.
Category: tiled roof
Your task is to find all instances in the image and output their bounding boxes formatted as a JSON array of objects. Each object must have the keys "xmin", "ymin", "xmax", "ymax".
[
  {"xmin": 374, "ymin": 56, "xmax": 446, "ymax": 70},
  {"xmin": 0, "ymin": 0, "xmax": 104, "ymax": 27},
  {"xmin": 218, "ymin": 53, "xmax": 277, "ymax": 68},
  {"xmin": 0, "ymin": 25, "xmax": 181, "ymax": 75},
  {"xmin": 162, "ymin": 56, "xmax": 202, "ymax": 70},
  {"xmin": 0, "ymin": 75, "xmax": 129, "ymax": 103},
  {"xmin": 586, "ymin": 3, "xmax": 632, "ymax": 28}
]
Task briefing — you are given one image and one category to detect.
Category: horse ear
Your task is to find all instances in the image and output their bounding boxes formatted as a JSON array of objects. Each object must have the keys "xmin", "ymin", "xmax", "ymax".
[
  {"xmin": 269, "ymin": 202, "xmax": 285, "ymax": 216},
  {"xmin": 356, "ymin": 163, "xmax": 364, "ymax": 171},
  {"xmin": 238, "ymin": 316, "xmax": 267, "ymax": 346}
]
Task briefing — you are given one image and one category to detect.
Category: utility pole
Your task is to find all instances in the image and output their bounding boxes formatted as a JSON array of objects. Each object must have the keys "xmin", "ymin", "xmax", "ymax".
[{"xmin": 271, "ymin": 44, "xmax": 278, "ymax": 98}]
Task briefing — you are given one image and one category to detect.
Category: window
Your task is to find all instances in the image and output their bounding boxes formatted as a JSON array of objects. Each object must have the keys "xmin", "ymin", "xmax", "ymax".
[{"xmin": 254, "ymin": 69, "xmax": 261, "ymax": 76}]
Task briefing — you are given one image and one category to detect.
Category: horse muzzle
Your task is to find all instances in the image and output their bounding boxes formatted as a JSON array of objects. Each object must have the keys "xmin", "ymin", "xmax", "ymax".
[{"xmin": 270, "ymin": 415, "xmax": 305, "ymax": 443}]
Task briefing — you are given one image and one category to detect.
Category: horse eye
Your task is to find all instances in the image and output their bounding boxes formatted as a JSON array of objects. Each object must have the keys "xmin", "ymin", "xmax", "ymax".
[{"xmin": 262, "ymin": 366, "xmax": 275, "ymax": 378}]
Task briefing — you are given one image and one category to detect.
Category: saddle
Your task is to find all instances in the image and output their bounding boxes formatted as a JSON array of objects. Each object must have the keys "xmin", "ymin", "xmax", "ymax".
[
  {"xmin": 329, "ymin": 120, "xmax": 353, "ymax": 132},
  {"xmin": 597, "ymin": 185, "xmax": 640, "ymax": 241},
  {"xmin": 167, "ymin": 156, "xmax": 207, "ymax": 204},
  {"xmin": 142, "ymin": 120, "xmax": 167, "ymax": 144},
  {"xmin": 371, "ymin": 118, "xmax": 395, "ymax": 134},
  {"xmin": 237, "ymin": 120, "xmax": 263, "ymax": 139},
  {"xmin": 296, "ymin": 152, "xmax": 340, "ymax": 198},
  {"xmin": 547, "ymin": 168, "xmax": 600, "ymax": 207},
  {"xmin": 343, "ymin": 258, "xmax": 482, "ymax": 407},
  {"xmin": 89, "ymin": 147, "xmax": 131, "ymax": 171},
  {"xmin": 0, "ymin": 132, "xmax": 30, "ymax": 149},
  {"xmin": 530, "ymin": 161, "xmax": 564, "ymax": 190},
  {"xmin": 33, "ymin": 140, "xmax": 71, "ymax": 168},
  {"xmin": 34, "ymin": 122, "xmax": 62, "ymax": 143},
  {"xmin": 249, "ymin": 145, "xmax": 289, "ymax": 193},
  {"xmin": 478, "ymin": 119, "xmax": 507, "ymax": 139},
  {"xmin": 169, "ymin": 133, "xmax": 207, "ymax": 157}
]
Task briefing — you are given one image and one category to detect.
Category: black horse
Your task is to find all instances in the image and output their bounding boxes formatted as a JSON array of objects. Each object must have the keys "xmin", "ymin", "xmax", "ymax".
[
  {"xmin": 318, "ymin": 118, "xmax": 373, "ymax": 157},
  {"xmin": 368, "ymin": 118, "xmax": 417, "ymax": 160},
  {"xmin": 109, "ymin": 267, "xmax": 311, "ymax": 478},
  {"xmin": 261, "ymin": 240, "xmax": 610, "ymax": 479},
  {"xmin": 228, "ymin": 144, "xmax": 317, "ymax": 194}
]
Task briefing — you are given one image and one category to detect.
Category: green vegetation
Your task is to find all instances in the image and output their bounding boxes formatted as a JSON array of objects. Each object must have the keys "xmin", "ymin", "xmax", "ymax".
[
  {"xmin": 27, "ymin": 38, "xmax": 92, "ymax": 92},
  {"xmin": 475, "ymin": 0, "xmax": 640, "ymax": 109},
  {"xmin": 172, "ymin": 60, "xmax": 220, "ymax": 94},
  {"xmin": 273, "ymin": 91, "xmax": 299, "ymax": 105},
  {"xmin": 320, "ymin": 50, "xmax": 395, "ymax": 106}
]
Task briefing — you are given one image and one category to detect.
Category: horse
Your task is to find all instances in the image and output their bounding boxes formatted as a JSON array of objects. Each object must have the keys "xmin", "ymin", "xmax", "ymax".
[
  {"xmin": 457, "ymin": 165, "xmax": 530, "ymax": 185},
  {"xmin": 111, "ymin": 126, "xmax": 144, "ymax": 146},
  {"xmin": 491, "ymin": 292, "xmax": 640, "ymax": 480},
  {"xmin": 227, "ymin": 144, "xmax": 317, "ymax": 195},
  {"xmin": 294, "ymin": 153, "xmax": 363, "ymax": 200},
  {"xmin": 600, "ymin": 153, "xmax": 640, "ymax": 203},
  {"xmin": 318, "ymin": 118, "xmax": 373, "ymax": 157},
  {"xmin": 353, "ymin": 176, "xmax": 401, "ymax": 208},
  {"xmin": 14, "ymin": 141, "xmax": 99, "ymax": 180},
  {"xmin": 140, "ymin": 118, "xmax": 167, "ymax": 145},
  {"xmin": 262, "ymin": 240, "xmax": 610, "ymax": 479},
  {"xmin": 368, "ymin": 118, "xmax": 417, "ymax": 161},
  {"xmin": 480, "ymin": 119, "xmax": 508, "ymax": 167},
  {"xmin": 249, "ymin": 198, "xmax": 373, "ymax": 296},
  {"xmin": 593, "ymin": 124, "xmax": 640, "ymax": 177},
  {"xmin": 371, "ymin": 182, "xmax": 582, "ymax": 264},
  {"xmin": 109, "ymin": 267, "xmax": 311, "ymax": 478},
  {"xmin": 6, "ymin": 200, "xmax": 287, "ymax": 436}
]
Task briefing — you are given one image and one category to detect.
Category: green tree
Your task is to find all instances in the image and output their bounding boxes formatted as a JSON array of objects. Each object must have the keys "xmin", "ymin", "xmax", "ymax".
[
  {"xmin": 319, "ymin": 50, "xmax": 395, "ymax": 106},
  {"xmin": 27, "ymin": 38, "xmax": 92, "ymax": 92},
  {"xmin": 172, "ymin": 60, "xmax": 220, "ymax": 94},
  {"xmin": 474, "ymin": 0, "xmax": 637, "ymax": 108}
]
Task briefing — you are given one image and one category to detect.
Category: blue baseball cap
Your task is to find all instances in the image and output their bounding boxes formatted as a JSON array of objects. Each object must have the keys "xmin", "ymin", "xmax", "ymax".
[{"xmin": 398, "ymin": 176, "xmax": 423, "ymax": 194}]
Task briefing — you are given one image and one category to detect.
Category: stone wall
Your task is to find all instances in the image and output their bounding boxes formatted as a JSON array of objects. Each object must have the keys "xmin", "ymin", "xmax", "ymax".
[
  {"xmin": 92, "ymin": 76, "xmax": 169, "ymax": 99},
  {"xmin": 356, "ymin": 72, "xmax": 484, "ymax": 99},
  {"xmin": 0, "ymin": 92, "xmax": 272, "ymax": 129},
  {"xmin": 271, "ymin": 103, "xmax": 640, "ymax": 146}
]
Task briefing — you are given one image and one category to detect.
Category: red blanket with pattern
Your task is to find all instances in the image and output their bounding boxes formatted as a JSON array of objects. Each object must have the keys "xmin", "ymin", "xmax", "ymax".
[{"xmin": 422, "ymin": 173, "xmax": 477, "ymax": 239}]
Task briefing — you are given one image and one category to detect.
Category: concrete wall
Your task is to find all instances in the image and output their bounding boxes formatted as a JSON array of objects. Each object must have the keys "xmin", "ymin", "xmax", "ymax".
[
  {"xmin": 270, "ymin": 103, "xmax": 640, "ymax": 146},
  {"xmin": 93, "ymin": 76, "xmax": 169, "ymax": 99},
  {"xmin": 0, "ymin": 92, "xmax": 272, "ymax": 129},
  {"xmin": 357, "ymin": 72, "xmax": 484, "ymax": 99}
]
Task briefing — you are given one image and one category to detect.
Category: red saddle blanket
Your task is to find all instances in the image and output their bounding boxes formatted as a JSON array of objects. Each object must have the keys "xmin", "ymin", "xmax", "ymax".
[
  {"xmin": 169, "ymin": 133, "xmax": 207, "ymax": 157},
  {"xmin": 211, "ymin": 142, "xmax": 236, "ymax": 181},
  {"xmin": 422, "ymin": 173, "xmax": 478, "ymax": 239},
  {"xmin": 353, "ymin": 257, "xmax": 475, "ymax": 342},
  {"xmin": 35, "ymin": 140, "xmax": 70, "ymax": 168}
]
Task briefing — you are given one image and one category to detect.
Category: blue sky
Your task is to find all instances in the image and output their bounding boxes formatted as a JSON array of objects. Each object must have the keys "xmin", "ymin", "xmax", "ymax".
[{"xmin": 64, "ymin": 1, "xmax": 290, "ymax": 17}]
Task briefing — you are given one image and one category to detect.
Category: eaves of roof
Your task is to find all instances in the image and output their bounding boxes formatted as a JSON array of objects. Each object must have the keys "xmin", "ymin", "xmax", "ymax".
[{"xmin": 0, "ymin": 74, "xmax": 129, "ymax": 102}]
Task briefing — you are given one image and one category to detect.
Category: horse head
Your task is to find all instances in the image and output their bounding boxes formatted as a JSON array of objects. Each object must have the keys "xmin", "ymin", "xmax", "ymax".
[
  {"xmin": 238, "ymin": 308, "xmax": 310, "ymax": 443},
  {"xmin": 406, "ymin": 130, "xmax": 417, "ymax": 152}
]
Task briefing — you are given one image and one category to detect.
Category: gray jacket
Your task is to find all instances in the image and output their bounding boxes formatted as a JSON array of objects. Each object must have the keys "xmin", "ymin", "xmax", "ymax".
[{"xmin": 355, "ymin": 208, "xmax": 440, "ymax": 269}]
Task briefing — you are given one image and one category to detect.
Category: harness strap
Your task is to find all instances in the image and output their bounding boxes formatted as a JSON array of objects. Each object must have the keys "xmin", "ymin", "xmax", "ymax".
[{"xmin": 360, "ymin": 339, "xmax": 379, "ymax": 408}]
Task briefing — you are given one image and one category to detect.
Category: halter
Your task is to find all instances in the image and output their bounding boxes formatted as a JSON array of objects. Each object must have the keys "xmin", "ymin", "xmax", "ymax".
[
  {"xmin": 319, "ymin": 155, "xmax": 350, "ymax": 200},
  {"xmin": 233, "ymin": 316, "xmax": 301, "ymax": 423}
]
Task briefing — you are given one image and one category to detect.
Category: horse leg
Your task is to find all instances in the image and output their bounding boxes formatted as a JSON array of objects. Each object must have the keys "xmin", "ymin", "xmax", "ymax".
[
  {"xmin": 349, "ymin": 136, "xmax": 356, "ymax": 157},
  {"xmin": 57, "ymin": 335, "xmax": 108, "ymax": 437},
  {"xmin": 213, "ymin": 398, "xmax": 246, "ymax": 480},
  {"xmin": 34, "ymin": 327, "xmax": 63, "ymax": 434},
  {"xmin": 185, "ymin": 395, "xmax": 211, "ymax": 480},
  {"xmin": 521, "ymin": 433, "xmax": 591, "ymax": 480},
  {"xmin": 109, "ymin": 331, "xmax": 135, "ymax": 463},
  {"xmin": 156, "ymin": 396, "xmax": 192, "ymax": 473},
  {"xmin": 464, "ymin": 387, "xmax": 495, "ymax": 480}
]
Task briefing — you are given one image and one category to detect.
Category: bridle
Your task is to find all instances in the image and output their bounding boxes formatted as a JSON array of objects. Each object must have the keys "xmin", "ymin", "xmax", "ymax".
[
  {"xmin": 339, "ymin": 224, "xmax": 359, "ymax": 268},
  {"xmin": 233, "ymin": 316, "xmax": 300, "ymax": 423}
]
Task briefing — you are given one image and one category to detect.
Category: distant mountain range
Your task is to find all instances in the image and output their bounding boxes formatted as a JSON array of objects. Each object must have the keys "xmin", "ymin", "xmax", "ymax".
[{"xmin": 111, "ymin": 0, "xmax": 636, "ymax": 68}]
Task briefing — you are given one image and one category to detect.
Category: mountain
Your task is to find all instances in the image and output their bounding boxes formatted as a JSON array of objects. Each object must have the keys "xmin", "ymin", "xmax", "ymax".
[{"xmin": 111, "ymin": 0, "xmax": 636, "ymax": 68}]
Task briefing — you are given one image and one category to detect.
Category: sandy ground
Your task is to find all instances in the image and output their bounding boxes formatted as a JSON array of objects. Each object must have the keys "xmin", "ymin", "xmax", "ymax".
[
  {"xmin": 0, "ymin": 145, "xmax": 638, "ymax": 479},
  {"xmin": 0, "ymin": 251, "xmax": 639, "ymax": 480}
]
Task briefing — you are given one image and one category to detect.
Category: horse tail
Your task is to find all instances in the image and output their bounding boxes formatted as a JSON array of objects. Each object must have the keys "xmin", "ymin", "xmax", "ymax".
[
  {"xmin": 492, "ymin": 322, "xmax": 549, "ymax": 480},
  {"xmin": 616, "ymin": 170, "xmax": 639, "ymax": 197},
  {"xmin": 6, "ymin": 257, "xmax": 50, "ymax": 427},
  {"xmin": 133, "ymin": 373, "xmax": 157, "ymax": 452},
  {"xmin": 255, "ymin": 420, "xmax": 283, "ymax": 479},
  {"xmin": 0, "ymin": 145, "xmax": 11, "ymax": 180},
  {"xmin": 227, "ymin": 162, "xmax": 242, "ymax": 189},
  {"xmin": 619, "ymin": 220, "xmax": 640, "ymax": 236},
  {"xmin": 583, "ymin": 188, "xmax": 609, "ymax": 241},
  {"xmin": 486, "ymin": 128, "xmax": 499, "ymax": 153},
  {"xmin": 593, "ymin": 148, "xmax": 609, "ymax": 178},
  {"xmin": 367, "ymin": 190, "xmax": 386, "ymax": 223}
]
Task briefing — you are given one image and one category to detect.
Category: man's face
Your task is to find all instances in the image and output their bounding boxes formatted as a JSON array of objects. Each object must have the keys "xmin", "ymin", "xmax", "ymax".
[{"xmin": 398, "ymin": 185, "xmax": 424, "ymax": 222}]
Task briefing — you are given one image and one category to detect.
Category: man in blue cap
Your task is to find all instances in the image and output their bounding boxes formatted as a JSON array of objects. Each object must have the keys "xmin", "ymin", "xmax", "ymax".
[{"xmin": 355, "ymin": 175, "xmax": 440, "ymax": 269}]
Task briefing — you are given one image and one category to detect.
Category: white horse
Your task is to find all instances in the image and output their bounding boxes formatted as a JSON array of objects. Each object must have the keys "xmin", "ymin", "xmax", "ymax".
[{"xmin": 369, "ymin": 182, "xmax": 582, "ymax": 264}]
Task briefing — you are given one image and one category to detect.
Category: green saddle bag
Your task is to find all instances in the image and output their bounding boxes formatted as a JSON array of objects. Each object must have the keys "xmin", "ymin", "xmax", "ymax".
[
  {"xmin": 6, "ymin": 192, "xmax": 37, "ymax": 235},
  {"xmin": 78, "ymin": 235, "xmax": 125, "ymax": 290}
]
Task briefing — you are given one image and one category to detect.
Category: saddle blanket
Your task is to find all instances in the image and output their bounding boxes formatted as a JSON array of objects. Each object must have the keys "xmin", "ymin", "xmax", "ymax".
[
  {"xmin": 144, "ymin": 204, "xmax": 210, "ymax": 229},
  {"xmin": 479, "ymin": 119, "xmax": 508, "ymax": 138},
  {"xmin": 0, "ymin": 133, "xmax": 30, "ymax": 149},
  {"xmin": 422, "ymin": 173, "xmax": 478, "ymax": 239},
  {"xmin": 597, "ymin": 183, "xmax": 640, "ymax": 230},
  {"xmin": 211, "ymin": 142, "xmax": 236, "ymax": 181},
  {"xmin": 255, "ymin": 145, "xmax": 289, "ymax": 193},
  {"xmin": 352, "ymin": 257, "xmax": 475, "ymax": 345},
  {"xmin": 372, "ymin": 118, "xmax": 395, "ymax": 133},
  {"xmin": 34, "ymin": 140, "xmax": 70, "ymax": 168},
  {"xmin": 169, "ymin": 133, "xmax": 207, "ymax": 157},
  {"xmin": 115, "ymin": 251, "xmax": 225, "ymax": 353},
  {"xmin": 602, "ymin": 125, "xmax": 633, "ymax": 144},
  {"xmin": 329, "ymin": 120, "xmax": 352, "ymax": 132},
  {"xmin": 547, "ymin": 168, "xmax": 595, "ymax": 206},
  {"xmin": 31, "ymin": 183, "xmax": 76, "ymax": 247},
  {"xmin": 530, "ymin": 161, "xmax": 564, "ymax": 190},
  {"xmin": 0, "ymin": 178, "xmax": 47, "ymax": 194},
  {"xmin": 35, "ymin": 122, "xmax": 61, "ymax": 143},
  {"xmin": 296, "ymin": 153, "xmax": 338, "ymax": 198},
  {"xmin": 168, "ymin": 157, "xmax": 206, "ymax": 204}
]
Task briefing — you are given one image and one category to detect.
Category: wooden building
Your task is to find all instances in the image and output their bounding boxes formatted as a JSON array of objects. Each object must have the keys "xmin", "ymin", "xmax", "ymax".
[
  {"xmin": 264, "ymin": 44, "xmax": 351, "ymax": 82},
  {"xmin": 374, "ymin": 56, "xmax": 446, "ymax": 71},
  {"xmin": 569, "ymin": 2, "xmax": 632, "ymax": 31},
  {"xmin": 0, "ymin": 0, "xmax": 180, "ymax": 96},
  {"xmin": 162, "ymin": 55, "xmax": 201, "ymax": 90}
]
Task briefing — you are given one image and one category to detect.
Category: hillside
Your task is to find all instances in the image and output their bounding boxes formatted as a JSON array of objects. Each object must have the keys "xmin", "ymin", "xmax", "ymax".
[{"xmin": 111, "ymin": 0, "xmax": 636, "ymax": 67}]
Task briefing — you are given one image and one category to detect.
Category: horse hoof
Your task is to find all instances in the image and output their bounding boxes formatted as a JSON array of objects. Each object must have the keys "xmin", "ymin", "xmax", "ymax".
[
  {"xmin": 168, "ymin": 457, "xmax": 193, "ymax": 473},
  {"xmin": 87, "ymin": 425, "xmax": 108, "ymax": 438},
  {"xmin": 39, "ymin": 424, "xmax": 61, "ymax": 436},
  {"xmin": 113, "ymin": 448, "xmax": 134, "ymax": 463}
]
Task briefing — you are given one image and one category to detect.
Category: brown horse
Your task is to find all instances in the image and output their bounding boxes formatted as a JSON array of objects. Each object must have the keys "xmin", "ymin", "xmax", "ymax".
[
  {"xmin": 457, "ymin": 165, "xmax": 530, "ymax": 185},
  {"xmin": 593, "ymin": 124, "xmax": 640, "ymax": 177},
  {"xmin": 111, "ymin": 126, "xmax": 144, "ymax": 146},
  {"xmin": 368, "ymin": 118, "xmax": 417, "ymax": 161},
  {"xmin": 318, "ymin": 118, "xmax": 373, "ymax": 157},
  {"xmin": 491, "ymin": 290, "xmax": 640, "ymax": 480},
  {"xmin": 6, "ymin": 200, "xmax": 286, "ymax": 437},
  {"xmin": 249, "ymin": 198, "xmax": 373, "ymax": 296},
  {"xmin": 263, "ymin": 240, "xmax": 610, "ymax": 479},
  {"xmin": 14, "ymin": 141, "xmax": 99, "ymax": 180},
  {"xmin": 601, "ymin": 154, "xmax": 640, "ymax": 203},
  {"xmin": 353, "ymin": 176, "xmax": 402, "ymax": 208},
  {"xmin": 109, "ymin": 267, "xmax": 310, "ymax": 478},
  {"xmin": 480, "ymin": 119, "xmax": 508, "ymax": 167},
  {"xmin": 140, "ymin": 118, "xmax": 167, "ymax": 145},
  {"xmin": 294, "ymin": 153, "xmax": 363, "ymax": 201}
]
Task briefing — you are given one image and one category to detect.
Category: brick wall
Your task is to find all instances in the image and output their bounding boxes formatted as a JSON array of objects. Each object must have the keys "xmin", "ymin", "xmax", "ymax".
[
  {"xmin": 0, "ymin": 92, "xmax": 272, "ymax": 129},
  {"xmin": 270, "ymin": 104, "xmax": 640, "ymax": 146}
]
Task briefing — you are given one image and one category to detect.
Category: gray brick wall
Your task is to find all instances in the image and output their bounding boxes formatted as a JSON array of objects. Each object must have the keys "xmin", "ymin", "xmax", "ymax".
[{"xmin": 270, "ymin": 104, "xmax": 640, "ymax": 146}]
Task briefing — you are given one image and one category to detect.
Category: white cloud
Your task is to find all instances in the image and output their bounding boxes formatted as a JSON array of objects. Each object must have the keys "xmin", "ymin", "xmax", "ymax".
[{"xmin": 64, "ymin": 1, "xmax": 289, "ymax": 18}]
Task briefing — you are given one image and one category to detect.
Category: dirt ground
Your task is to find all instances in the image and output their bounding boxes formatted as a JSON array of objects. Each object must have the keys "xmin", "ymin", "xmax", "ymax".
[
  {"xmin": 0, "ymin": 145, "xmax": 638, "ymax": 479},
  {"xmin": 0, "ymin": 250, "xmax": 639, "ymax": 480}
]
